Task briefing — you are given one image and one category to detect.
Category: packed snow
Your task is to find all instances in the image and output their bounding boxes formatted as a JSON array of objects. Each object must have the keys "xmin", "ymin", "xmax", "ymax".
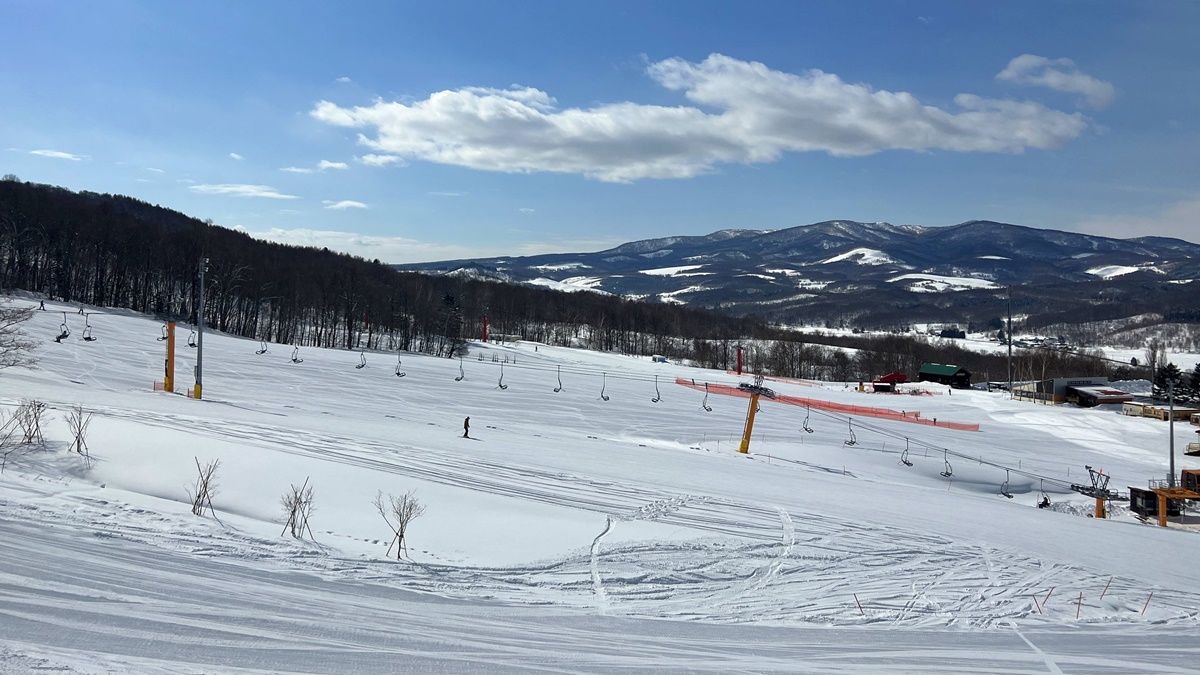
[
  {"xmin": 820, "ymin": 247, "xmax": 898, "ymax": 265},
  {"xmin": 639, "ymin": 264, "xmax": 706, "ymax": 276},
  {"xmin": 526, "ymin": 276, "xmax": 609, "ymax": 293},
  {"xmin": 2, "ymin": 297, "xmax": 1199, "ymax": 673},
  {"xmin": 888, "ymin": 274, "xmax": 1000, "ymax": 293},
  {"xmin": 1086, "ymin": 265, "xmax": 1141, "ymax": 279}
]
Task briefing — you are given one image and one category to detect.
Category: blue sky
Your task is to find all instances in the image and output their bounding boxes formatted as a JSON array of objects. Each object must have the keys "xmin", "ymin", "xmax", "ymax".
[{"xmin": 3, "ymin": 1, "xmax": 1198, "ymax": 263}]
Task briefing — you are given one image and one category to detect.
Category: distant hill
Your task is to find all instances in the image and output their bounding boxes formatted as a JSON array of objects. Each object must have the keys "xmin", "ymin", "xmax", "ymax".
[{"xmin": 400, "ymin": 220, "xmax": 1200, "ymax": 329}]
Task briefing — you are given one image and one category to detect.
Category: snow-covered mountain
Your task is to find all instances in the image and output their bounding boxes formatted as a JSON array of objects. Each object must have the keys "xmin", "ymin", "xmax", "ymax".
[{"xmin": 401, "ymin": 220, "xmax": 1200, "ymax": 326}]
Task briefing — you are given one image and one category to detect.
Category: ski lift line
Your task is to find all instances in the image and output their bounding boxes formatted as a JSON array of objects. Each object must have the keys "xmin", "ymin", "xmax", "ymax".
[{"xmin": 775, "ymin": 388, "xmax": 1079, "ymax": 491}]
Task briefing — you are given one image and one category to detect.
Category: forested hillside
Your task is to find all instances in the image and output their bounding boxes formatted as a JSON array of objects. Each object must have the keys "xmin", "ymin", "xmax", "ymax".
[{"xmin": 0, "ymin": 178, "xmax": 1121, "ymax": 382}]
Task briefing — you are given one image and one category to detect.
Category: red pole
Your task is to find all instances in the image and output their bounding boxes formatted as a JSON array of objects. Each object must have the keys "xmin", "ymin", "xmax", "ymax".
[
  {"xmin": 1100, "ymin": 576, "xmax": 1112, "ymax": 600},
  {"xmin": 1141, "ymin": 592, "xmax": 1153, "ymax": 615},
  {"xmin": 483, "ymin": 313, "xmax": 488, "ymax": 343},
  {"xmin": 1077, "ymin": 592, "xmax": 1082, "ymax": 619},
  {"xmin": 736, "ymin": 346, "xmax": 743, "ymax": 375},
  {"xmin": 853, "ymin": 593, "xmax": 864, "ymax": 615}
]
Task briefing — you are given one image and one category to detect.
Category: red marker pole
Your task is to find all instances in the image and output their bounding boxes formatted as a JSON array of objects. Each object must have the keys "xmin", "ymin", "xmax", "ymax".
[
  {"xmin": 1076, "ymin": 592, "xmax": 1082, "ymax": 619},
  {"xmin": 482, "ymin": 313, "xmax": 488, "ymax": 343},
  {"xmin": 736, "ymin": 346, "xmax": 743, "ymax": 375}
]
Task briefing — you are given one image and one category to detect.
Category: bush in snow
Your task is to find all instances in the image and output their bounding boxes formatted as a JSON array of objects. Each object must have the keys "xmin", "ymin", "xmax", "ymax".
[
  {"xmin": 187, "ymin": 458, "xmax": 220, "ymax": 516},
  {"xmin": 280, "ymin": 478, "xmax": 316, "ymax": 539}
]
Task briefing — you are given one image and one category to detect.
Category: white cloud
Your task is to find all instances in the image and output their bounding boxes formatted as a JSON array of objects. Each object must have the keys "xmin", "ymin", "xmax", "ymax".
[
  {"xmin": 229, "ymin": 152, "xmax": 244, "ymax": 160},
  {"xmin": 146, "ymin": 167, "xmax": 165, "ymax": 173},
  {"xmin": 30, "ymin": 149, "xmax": 84, "ymax": 161},
  {"xmin": 1074, "ymin": 196, "xmax": 1200, "ymax": 243},
  {"xmin": 241, "ymin": 227, "xmax": 624, "ymax": 264},
  {"xmin": 336, "ymin": 76, "xmax": 352, "ymax": 84},
  {"xmin": 280, "ymin": 166, "xmax": 315, "ymax": 174},
  {"xmin": 429, "ymin": 191, "xmax": 467, "ymax": 197},
  {"xmin": 311, "ymin": 53, "xmax": 1089, "ymax": 183},
  {"xmin": 318, "ymin": 160, "xmax": 349, "ymax": 171},
  {"xmin": 359, "ymin": 154, "xmax": 405, "ymax": 167},
  {"xmin": 323, "ymin": 199, "xmax": 368, "ymax": 210},
  {"xmin": 518, "ymin": 207, "xmax": 535, "ymax": 213},
  {"xmin": 997, "ymin": 55, "xmax": 1115, "ymax": 109},
  {"xmin": 191, "ymin": 184, "xmax": 299, "ymax": 199}
]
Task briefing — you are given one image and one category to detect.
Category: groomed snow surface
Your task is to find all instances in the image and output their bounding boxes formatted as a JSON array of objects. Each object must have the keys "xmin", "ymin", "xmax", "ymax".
[{"xmin": 2, "ymin": 298, "xmax": 1199, "ymax": 673}]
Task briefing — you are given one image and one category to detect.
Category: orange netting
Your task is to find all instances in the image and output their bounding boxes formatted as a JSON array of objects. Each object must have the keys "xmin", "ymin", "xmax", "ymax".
[{"xmin": 679, "ymin": 378, "xmax": 980, "ymax": 432}]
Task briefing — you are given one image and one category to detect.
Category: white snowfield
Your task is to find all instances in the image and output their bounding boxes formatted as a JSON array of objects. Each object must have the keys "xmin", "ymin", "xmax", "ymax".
[{"xmin": 1, "ymin": 298, "xmax": 1199, "ymax": 673}]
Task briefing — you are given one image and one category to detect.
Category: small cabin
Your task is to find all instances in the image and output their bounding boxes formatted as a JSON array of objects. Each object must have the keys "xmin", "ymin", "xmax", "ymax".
[
  {"xmin": 871, "ymin": 371, "xmax": 908, "ymax": 392},
  {"xmin": 651, "ymin": 354, "xmax": 668, "ymax": 363},
  {"xmin": 917, "ymin": 363, "xmax": 971, "ymax": 389},
  {"xmin": 1129, "ymin": 486, "xmax": 1182, "ymax": 519}
]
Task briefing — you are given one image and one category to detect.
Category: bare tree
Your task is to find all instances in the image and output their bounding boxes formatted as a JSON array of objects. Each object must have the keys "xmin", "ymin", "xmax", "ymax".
[
  {"xmin": 373, "ymin": 489, "xmax": 426, "ymax": 559},
  {"xmin": 14, "ymin": 399, "xmax": 47, "ymax": 445},
  {"xmin": 0, "ymin": 300, "xmax": 36, "ymax": 370},
  {"xmin": 65, "ymin": 404, "xmax": 93, "ymax": 465},
  {"xmin": 0, "ymin": 409, "xmax": 20, "ymax": 472},
  {"xmin": 280, "ymin": 478, "xmax": 316, "ymax": 539},
  {"xmin": 187, "ymin": 458, "xmax": 220, "ymax": 516}
]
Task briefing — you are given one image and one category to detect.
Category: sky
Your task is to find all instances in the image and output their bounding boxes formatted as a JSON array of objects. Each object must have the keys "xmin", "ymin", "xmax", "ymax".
[{"xmin": 2, "ymin": 1, "xmax": 1198, "ymax": 263}]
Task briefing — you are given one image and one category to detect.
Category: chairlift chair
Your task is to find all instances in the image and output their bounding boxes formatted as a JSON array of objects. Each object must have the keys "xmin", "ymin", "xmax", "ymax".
[
  {"xmin": 81, "ymin": 313, "xmax": 97, "ymax": 342},
  {"xmin": 801, "ymin": 406, "xmax": 814, "ymax": 433},
  {"xmin": 356, "ymin": 351, "xmax": 367, "ymax": 369},
  {"xmin": 553, "ymin": 365, "xmax": 562, "ymax": 392},
  {"xmin": 157, "ymin": 325, "xmax": 169, "ymax": 341},
  {"xmin": 454, "ymin": 356, "xmax": 464, "ymax": 381},
  {"xmin": 255, "ymin": 340, "xmax": 269, "ymax": 355},
  {"xmin": 844, "ymin": 420, "xmax": 857, "ymax": 446},
  {"xmin": 187, "ymin": 329, "xmax": 197, "ymax": 348},
  {"xmin": 291, "ymin": 346, "xmax": 304, "ymax": 364},
  {"xmin": 497, "ymin": 362, "xmax": 508, "ymax": 389},
  {"xmin": 701, "ymin": 382, "xmax": 712, "ymax": 412},
  {"xmin": 1037, "ymin": 479, "xmax": 1051, "ymax": 508},
  {"xmin": 1000, "ymin": 470, "xmax": 1014, "ymax": 498},
  {"xmin": 599, "ymin": 372, "xmax": 610, "ymax": 401},
  {"xmin": 54, "ymin": 312, "xmax": 70, "ymax": 343},
  {"xmin": 940, "ymin": 450, "xmax": 954, "ymax": 478},
  {"xmin": 899, "ymin": 439, "xmax": 914, "ymax": 467},
  {"xmin": 651, "ymin": 375, "xmax": 661, "ymax": 403},
  {"xmin": 394, "ymin": 354, "xmax": 406, "ymax": 378}
]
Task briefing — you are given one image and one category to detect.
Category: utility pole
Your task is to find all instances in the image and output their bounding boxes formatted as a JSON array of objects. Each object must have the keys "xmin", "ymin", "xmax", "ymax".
[
  {"xmin": 195, "ymin": 258, "xmax": 208, "ymax": 400},
  {"xmin": 1006, "ymin": 286, "xmax": 1013, "ymax": 398}
]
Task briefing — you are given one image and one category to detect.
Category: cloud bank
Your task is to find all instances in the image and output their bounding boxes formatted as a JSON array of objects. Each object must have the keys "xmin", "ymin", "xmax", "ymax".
[
  {"xmin": 312, "ymin": 53, "xmax": 1093, "ymax": 182},
  {"xmin": 30, "ymin": 149, "xmax": 84, "ymax": 161}
]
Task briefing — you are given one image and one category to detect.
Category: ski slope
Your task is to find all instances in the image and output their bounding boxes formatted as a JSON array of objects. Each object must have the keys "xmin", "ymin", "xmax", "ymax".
[{"xmin": 2, "ymin": 297, "xmax": 1199, "ymax": 673}]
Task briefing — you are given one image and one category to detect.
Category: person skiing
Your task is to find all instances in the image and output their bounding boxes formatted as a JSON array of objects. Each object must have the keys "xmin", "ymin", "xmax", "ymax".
[
  {"xmin": 38, "ymin": 300, "xmax": 45, "ymax": 310},
  {"xmin": 463, "ymin": 416, "xmax": 470, "ymax": 438}
]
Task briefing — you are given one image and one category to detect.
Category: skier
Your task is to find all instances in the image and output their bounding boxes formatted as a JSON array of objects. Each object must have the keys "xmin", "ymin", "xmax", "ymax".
[
  {"xmin": 38, "ymin": 300, "xmax": 45, "ymax": 310},
  {"xmin": 463, "ymin": 416, "xmax": 470, "ymax": 438}
]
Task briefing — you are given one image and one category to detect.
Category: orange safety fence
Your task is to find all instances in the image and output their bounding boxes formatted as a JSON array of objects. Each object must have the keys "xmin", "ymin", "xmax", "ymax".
[{"xmin": 677, "ymin": 379, "xmax": 980, "ymax": 432}]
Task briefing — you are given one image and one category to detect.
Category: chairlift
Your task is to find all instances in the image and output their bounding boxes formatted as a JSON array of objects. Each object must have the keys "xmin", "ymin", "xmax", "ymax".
[
  {"xmin": 553, "ymin": 365, "xmax": 563, "ymax": 393},
  {"xmin": 1037, "ymin": 479, "xmax": 1051, "ymax": 509},
  {"xmin": 845, "ymin": 419, "xmax": 857, "ymax": 446},
  {"xmin": 599, "ymin": 372, "xmax": 610, "ymax": 401},
  {"xmin": 291, "ymin": 346, "xmax": 304, "ymax": 364},
  {"xmin": 356, "ymin": 350, "xmax": 367, "ymax": 369},
  {"xmin": 454, "ymin": 356, "xmax": 464, "ymax": 381},
  {"xmin": 157, "ymin": 325, "xmax": 169, "ymax": 341},
  {"xmin": 940, "ymin": 450, "xmax": 954, "ymax": 478},
  {"xmin": 497, "ymin": 362, "xmax": 508, "ymax": 389},
  {"xmin": 651, "ymin": 375, "xmax": 661, "ymax": 403},
  {"xmin": 255, "ymin": 340, "xmax": 269, "ymax": 355},
  {"xmin": 899, "ymin": 439, "xmax": 914, "ymax": 467},
  {"xmin": 1000, "ymin": 469, "xmax": 1014, "ymax": 499},
  {"xmin": 187, "ymin": 329, "xmax": 197, "ymax": 348},
  {"xmin": 701, "ymin": 382, "xmax": 713, "ymax": 412},
  {"xmin": 81, "ymin": 313, "xmax": 97, "ymax": 342},
  {"xmin": 801, "ymin": 406, "xmax": 814, "ymax": 434},
  {"xmin": 53, "ymin": 312, "xmax": 70, "ymax": 343},
  {"xmin": 394, "ymin": 354, "xmax": 406, "ymax": 378}
]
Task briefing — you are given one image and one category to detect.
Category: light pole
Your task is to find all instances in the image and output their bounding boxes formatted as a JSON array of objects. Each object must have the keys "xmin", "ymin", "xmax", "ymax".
[
  {"xmin": 1006, "ymin": 286, "xmax": 1013, "ymax": 398},
  {"xmin": 1169, "ymin": 379, "xmax": 1176, "ymax": 487},
  {"xmin": 195, "ymin": 258, "xmax": 208, "ymax": 400}
]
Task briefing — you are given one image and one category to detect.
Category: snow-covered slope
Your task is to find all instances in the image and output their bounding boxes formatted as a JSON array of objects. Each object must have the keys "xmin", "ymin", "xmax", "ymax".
[{"xmin": 1, "ymin": 296, "xmax": 1198, "ymax": 673}]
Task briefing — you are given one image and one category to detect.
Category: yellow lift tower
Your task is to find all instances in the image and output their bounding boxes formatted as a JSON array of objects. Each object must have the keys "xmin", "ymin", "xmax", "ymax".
[{"xmin": 737, "ymin": 374, "xmax": 777, "ymax": 454}]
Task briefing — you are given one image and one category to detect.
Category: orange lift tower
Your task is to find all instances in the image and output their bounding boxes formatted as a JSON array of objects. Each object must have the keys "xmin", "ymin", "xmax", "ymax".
[{"xmin": 737, "ymin": 374, "xmax": 777, "ymax": 454}]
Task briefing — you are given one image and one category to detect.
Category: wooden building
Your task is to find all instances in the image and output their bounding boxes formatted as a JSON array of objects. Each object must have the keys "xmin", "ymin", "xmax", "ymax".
[{"xmin": 916, "ymin": 363, "xmax": 971, "ymax": 389}]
